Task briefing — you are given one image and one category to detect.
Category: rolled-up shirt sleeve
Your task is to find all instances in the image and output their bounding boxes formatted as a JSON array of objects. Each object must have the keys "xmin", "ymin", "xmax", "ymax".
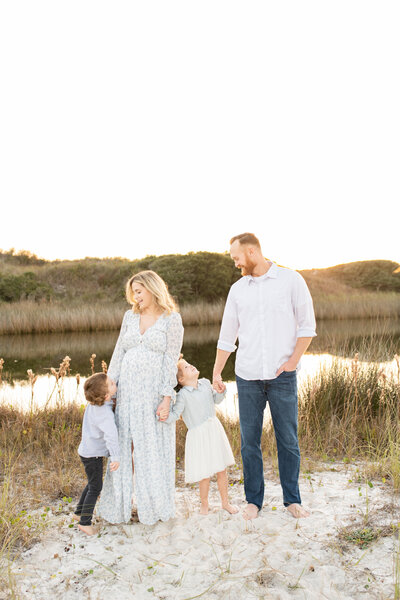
[
  {"xmin": 292, "ymin": 273, "xmax": 317, "ymax": 338},
  {"xmin": 217, "ymin": 288, "xmax": 239, "ymax": 352}
]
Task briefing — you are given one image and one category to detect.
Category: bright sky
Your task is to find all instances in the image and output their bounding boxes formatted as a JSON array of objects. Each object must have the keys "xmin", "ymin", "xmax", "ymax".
[{"xmin": 1, "ymin": 1, "xmax": 399, "ymax": 270}]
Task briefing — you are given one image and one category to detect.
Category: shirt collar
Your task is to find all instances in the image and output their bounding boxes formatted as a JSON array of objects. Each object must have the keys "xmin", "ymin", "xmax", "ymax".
[
  {"xmin": 247, "ymin": 261, "xmax": 278, "ymax": 284},
  {"xmin": 183, "ymin": 379, "xmax": 203, "ymax": 392}
]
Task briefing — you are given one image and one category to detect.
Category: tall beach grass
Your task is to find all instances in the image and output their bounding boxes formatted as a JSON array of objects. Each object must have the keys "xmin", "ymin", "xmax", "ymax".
[{"xmin": 0, "ymin": 291, "xmax": 399, "ymax": 334}]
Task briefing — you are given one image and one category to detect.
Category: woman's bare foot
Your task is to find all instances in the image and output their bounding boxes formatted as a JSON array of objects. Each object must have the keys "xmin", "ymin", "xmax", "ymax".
[
  {"xmin": 242, "ymin": 503, "xmax": 259, "ymax": 520},
  {"xmin": 78, "ymin": 524, "xmax": 99, "ymax": 536},
  {"xmin": 72, "ymin": 514, "xmax": 80, "ymax": 522},
  {"xmin": 286, "ymin": 503, "xmax": 310, "ymax": 518},
  {"xmin": 222, "ymin": 503, "xmax": 239, "ymax": 515},
  {"xmin": 200, "ymin": 503, "xmax": 209, "ymax": 515}
]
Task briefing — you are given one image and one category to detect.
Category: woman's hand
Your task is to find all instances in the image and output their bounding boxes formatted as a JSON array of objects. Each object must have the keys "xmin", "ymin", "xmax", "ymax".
[{"xmin": 156, "ymin": 396, "xmax": 171, "ymax": 422}]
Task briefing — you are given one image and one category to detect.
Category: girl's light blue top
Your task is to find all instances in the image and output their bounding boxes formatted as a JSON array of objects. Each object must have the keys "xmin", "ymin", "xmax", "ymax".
[
  {"xmin": 78, "ymin": 400, "xmax": 120, "ymax": 462},
  {"xmin": 164, "ymin": 378, "xmax": 225, "ymax": 429}
]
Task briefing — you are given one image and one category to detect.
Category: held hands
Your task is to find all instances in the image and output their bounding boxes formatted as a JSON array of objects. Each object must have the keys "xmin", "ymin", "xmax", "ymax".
[
  {"xmin": 156, "ymin": 396, "xmax": 171, "ymax": 422},
  {"xmin": 109, "ymin": 461, "xmax": 120, "ymax": 472},
  {"xmin": 212, "ymin": 373, "xmax": 226, "ymax": 393}
]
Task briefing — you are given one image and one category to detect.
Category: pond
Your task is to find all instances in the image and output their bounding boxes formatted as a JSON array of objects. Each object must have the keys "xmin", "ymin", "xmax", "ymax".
[{"xmin": 0, "ymin": 318, "xmax": 399, "ymax": 416}]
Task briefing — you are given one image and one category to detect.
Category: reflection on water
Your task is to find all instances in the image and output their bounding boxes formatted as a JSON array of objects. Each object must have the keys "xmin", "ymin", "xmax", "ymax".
[
  {"xmin": 0, "ymin": 319, "xmax": 399, "ymax": 408},
  {"xmin": 3, "ymin": 353, "xmax": 398, "ymax": 419}
]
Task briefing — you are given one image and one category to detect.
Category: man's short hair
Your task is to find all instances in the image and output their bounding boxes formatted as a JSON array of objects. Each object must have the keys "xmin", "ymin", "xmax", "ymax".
[{"xmin": 230, "ymin": 232, "xmax": 261, "ymax": 248}]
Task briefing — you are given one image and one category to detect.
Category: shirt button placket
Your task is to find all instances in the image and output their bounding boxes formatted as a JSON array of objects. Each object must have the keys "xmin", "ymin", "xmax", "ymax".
[{"xmin": 260, "ymin": 282, "xmax": 267, "ymax": 380}]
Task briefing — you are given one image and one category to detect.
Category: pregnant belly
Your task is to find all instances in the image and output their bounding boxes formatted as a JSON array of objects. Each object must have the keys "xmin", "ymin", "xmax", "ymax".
[{"xmin": 120, "ymin": 347, "xmax": 163, "ymax": 383}]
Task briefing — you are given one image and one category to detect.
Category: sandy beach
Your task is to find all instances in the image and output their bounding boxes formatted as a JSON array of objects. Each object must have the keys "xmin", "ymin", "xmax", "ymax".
[{"xmin": 9, "ymin": 462, "xmax": 399, "ymax": 600}]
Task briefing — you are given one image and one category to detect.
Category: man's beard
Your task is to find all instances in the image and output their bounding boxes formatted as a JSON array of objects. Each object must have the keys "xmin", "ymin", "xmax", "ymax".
[{"xmin": 240, "ymin": 258, "xmax": 257, "ymax": 276}]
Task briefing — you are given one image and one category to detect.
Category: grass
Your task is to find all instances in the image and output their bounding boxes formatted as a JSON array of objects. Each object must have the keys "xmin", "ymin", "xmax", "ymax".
[
  {"xmin": 298, "ymin": 352, "xmax": 400, "ymax": 484},
  {"xmin": 0, "ymin": 291, "xmax": 400, "ymax": 335},
  {"xmin": 1, "ymin": 344, "xmax": 400, "ymax": 594}
]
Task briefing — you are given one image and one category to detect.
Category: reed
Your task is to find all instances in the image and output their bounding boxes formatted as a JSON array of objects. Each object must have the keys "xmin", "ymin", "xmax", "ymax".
[
  {"xmin": 180, "ymin": 300, "xmax": 225, "ymax": 326},
  {"xmin": 0, "ymin": 398, "xmax": 85, "ymax": 595},
  {"xmin": 0, "ymin": 302, "xmax": 124, "ymax": 335},
  {"xmin": 0, "ymin": 292, "xmax": 399, "ymax": 335},
  {"xmin": 313, "ymin": 291, "xmax": 400, "ymax": 320},
  {"xmin": 299, "ymin": 353, "xmax": 400, "ymax": 485}
]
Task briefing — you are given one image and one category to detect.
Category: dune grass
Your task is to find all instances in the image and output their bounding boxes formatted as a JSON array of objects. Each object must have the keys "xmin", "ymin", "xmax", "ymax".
[{"xmin": 0, "ymin": 291, "xmax": 399, "ymax": 335}]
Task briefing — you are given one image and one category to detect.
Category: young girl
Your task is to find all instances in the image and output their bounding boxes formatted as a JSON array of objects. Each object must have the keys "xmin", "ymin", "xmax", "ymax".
[{"xmin": 163, "ymin": 357, "xmax": 238, "ymax": 515}]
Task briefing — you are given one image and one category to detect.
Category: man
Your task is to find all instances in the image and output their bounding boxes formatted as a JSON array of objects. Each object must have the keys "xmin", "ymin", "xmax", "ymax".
[{"xmin": 212, "ymin": 233, "xmax": 316, "ymax": 520}]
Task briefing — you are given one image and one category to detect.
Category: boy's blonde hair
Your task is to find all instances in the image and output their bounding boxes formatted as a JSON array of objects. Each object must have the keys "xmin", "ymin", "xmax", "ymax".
[
  {"xmin": 84, "ymin": 373, "xmax": 108, "ymax": 406},
  {"xmin": 125, "ymin": 270, "xmax": 177, "ymax": 315}
]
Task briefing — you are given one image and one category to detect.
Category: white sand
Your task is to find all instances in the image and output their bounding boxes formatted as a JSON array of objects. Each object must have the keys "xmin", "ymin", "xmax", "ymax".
[{"xmin": 11, "ymin": 464, "xmax": 400, "ymax": 600}]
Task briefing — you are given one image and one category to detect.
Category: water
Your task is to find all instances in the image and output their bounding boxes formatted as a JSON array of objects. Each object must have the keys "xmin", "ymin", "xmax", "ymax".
[{"xmin": 1, "ymin": 318, "xmax": 399, "ymax": 415}]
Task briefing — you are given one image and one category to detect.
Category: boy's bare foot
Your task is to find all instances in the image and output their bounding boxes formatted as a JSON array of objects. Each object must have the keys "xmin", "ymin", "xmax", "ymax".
[
  {"xmin": 72, "ymin": 514, "xmax": 80, "ymax": 522},
  {"xmin": 222, "ymin": 503, "xmax": 239, "ymax": 515},
  {"xmin": 286, "ymin": 503, "xmax": 310, "ymax": 518},
  {"xmin": 78, "ymin": 524, "xmax": 99, "ymax": 536},
  {"xmin": 200, "ymin": 503, "xmax": 209, "ymax": 515},
  {"xmin": 243, "ymin": 503, "xmax": 259, "ymax": 520}
]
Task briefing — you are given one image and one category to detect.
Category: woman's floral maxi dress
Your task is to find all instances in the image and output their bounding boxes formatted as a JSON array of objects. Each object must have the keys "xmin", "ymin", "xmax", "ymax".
[{"xmin": 97, "ymin": 310, "xmax": 184, "ymax": 525}]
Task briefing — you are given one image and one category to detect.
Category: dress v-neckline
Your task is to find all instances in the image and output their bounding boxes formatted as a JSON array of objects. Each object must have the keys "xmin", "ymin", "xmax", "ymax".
[{"xmin": 138, "ymin": 313, "xmax": 164, "ymax": 336}]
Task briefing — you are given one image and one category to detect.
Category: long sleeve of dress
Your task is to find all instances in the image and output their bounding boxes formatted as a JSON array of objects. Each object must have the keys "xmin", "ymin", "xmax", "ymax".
[
  {"xmin": 159, "ymin": 312, "xmax": 184, "ymax": 397},
  {"xmin": 107, "ymin": 310, "xmax": 130, "ymax": 385},
  {"xmin": 163, "ymin": 391, "xmax": 186, "ymax": 424}
]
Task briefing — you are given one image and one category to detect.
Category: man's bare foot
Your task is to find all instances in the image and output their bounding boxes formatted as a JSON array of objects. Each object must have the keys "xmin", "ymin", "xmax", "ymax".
[
  {"xmin": 243, "ymin": 503, "xmax": 259, "ymax": 520},
  {"xmin": 72, "ymin": 514, "xmax": 80, "ymax": 522},
  {"xmin": 78, "ymin": 524, "xmax": 99, "ymax": 536},
  {"xmin": 286, "ymin": 503, "xmax": 310, "ymax": 518},
  {"xmin": 222, "ymin": 503, "xmax": 239, "ymax": 515},
  {"xmin": 200, "ymin": 503, "xmax": 209, "ymax": 515}
]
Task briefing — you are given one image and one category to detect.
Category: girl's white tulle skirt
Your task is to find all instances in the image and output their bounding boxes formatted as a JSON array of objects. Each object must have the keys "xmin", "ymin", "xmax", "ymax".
[{"xmin": 184, "ymin": 416, "xmax": 235, "ymax": 483}]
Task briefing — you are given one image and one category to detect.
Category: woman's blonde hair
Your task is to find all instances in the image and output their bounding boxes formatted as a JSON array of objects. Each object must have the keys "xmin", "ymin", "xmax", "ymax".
[{"xmin": 126, "ymin": 270, "xmax": 177, "ymax": 315}]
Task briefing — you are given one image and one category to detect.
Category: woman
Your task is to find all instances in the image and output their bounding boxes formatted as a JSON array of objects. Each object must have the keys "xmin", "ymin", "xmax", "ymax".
[{"xmin": 98, "ymin": 270, "xmax": 184, "ymax": 525}]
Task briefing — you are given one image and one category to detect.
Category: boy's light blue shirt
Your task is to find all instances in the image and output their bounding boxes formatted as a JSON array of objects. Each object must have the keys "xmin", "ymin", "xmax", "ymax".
[
  {"xmin": 165, "ymin": 378, "xmax": 226, "ymax": 429},
  {"xmin": 78, "ymin": 400, "xmax": 120, "ymax": 462}
]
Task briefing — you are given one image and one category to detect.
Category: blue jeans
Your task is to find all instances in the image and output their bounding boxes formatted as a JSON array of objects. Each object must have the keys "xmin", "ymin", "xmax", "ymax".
[{"xmin": 236, "ymin": 371, "xmax": 301, "ymax": 509}]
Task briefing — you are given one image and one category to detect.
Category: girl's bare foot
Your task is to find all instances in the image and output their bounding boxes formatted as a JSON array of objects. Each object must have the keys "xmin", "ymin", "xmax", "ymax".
[
  {"xmin": 200, "ymin": 503, "xmax": 209, "ymax": 515},
  {"xmin": 72, "ymin": 514, "xmax": 80, "ymax": 522},
  {"xmin": 222, "ymin": 503, "xmax": 239, "ymax": 514},
  {"xmin": 243, "ymin": 503, "xmax": 259, "ymax": 520},
  {"xmin": 78, "ymin": 524, "xmax": 98, "ymax": 536}
]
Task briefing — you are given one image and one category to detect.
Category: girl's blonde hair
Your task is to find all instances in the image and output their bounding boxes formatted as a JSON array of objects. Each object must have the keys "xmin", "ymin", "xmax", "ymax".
[{"xmin": 126, "ymin": 270, "xmax": 177, "ymax": 315}]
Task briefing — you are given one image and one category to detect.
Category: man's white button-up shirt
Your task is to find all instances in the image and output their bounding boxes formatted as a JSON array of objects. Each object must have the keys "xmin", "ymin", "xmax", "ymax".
[{"xmin": 217, "ymin": 262, "xmax": 317, "ymax": 380}]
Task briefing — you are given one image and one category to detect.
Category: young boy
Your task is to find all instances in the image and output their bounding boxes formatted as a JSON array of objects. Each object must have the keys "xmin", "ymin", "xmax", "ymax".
[{"xmin": 74, "ymin": 372, "xmax": 120, "ymax": 535}]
